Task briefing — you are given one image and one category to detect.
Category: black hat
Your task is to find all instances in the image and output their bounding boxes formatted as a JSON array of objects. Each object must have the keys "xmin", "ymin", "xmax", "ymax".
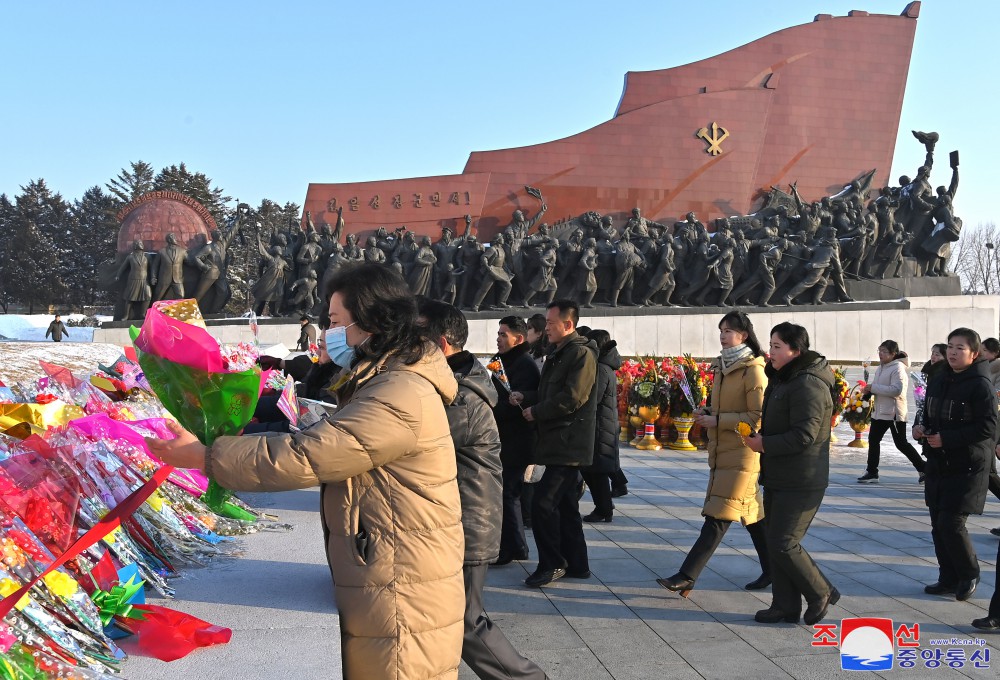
[{"xmin": 300, "ymin": 315, "xmax": 313, "ymax": 322}]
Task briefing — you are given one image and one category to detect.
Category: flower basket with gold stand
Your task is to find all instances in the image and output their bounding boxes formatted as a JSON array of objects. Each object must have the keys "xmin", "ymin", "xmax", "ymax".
[
  {"xmin": 830, "ymin": 367, "xmax": 850, "ymax": 444},
  {"xmin": 617, "ymin": 373, "xmax": 632, "ymax": 441},
  {"xmin": 661, "ymin": 354, "xmax": 712, "ymax": 452},
  {"xmin": 842, "ymin": 382, "xmax": 872, "ymax": 449},
  {"xmin": 635, "ymin": 405, "xmax": 663, "ymax": 450},
  {"xmin": 668, "ymin": 415, "xmax": 698, "ymax": 451},
  {"xmin": 656, "ymin": 410, "xmax": 674, "ymax": 446},
  {"xmin": 619, "ymin": 404, "xmax": 631, "ymax": 442},
  {"xmin": 619, "ymin": 424, "xmax": 630, "ymax": 442},
  {"xmin": 628, "ymin": 378, "xmax": 663, "ymax": 447},
  {"xmin": 628, "ymin": 413, "xmax": 644, "ymax": 446}
]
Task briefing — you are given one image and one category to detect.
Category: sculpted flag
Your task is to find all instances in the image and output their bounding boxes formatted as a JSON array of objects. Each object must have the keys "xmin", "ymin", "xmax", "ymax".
[{"xmin": 130, "ymin": 299, "xmax": 260, "ymax": 521}]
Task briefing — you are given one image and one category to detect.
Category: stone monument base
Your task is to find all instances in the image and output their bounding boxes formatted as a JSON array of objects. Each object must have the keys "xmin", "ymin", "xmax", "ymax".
[
  {"xmin": 93, "ymin": 294, "xmax": 999, "ymax": 363},
  {"xmin": 845, "ymin": 274, "xmax": 961, "ymax": 301}
]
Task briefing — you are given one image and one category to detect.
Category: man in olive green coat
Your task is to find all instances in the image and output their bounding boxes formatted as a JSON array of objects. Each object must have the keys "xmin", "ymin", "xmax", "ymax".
[{"xmin": 516, "ymin": 299, "xmax": 598, "ymax": 587}]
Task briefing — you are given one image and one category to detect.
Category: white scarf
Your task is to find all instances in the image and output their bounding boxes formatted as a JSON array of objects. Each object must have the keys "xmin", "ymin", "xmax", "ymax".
[{"xmin": 720, "ymin": 343, "xmax": 754, "ymax": 372}]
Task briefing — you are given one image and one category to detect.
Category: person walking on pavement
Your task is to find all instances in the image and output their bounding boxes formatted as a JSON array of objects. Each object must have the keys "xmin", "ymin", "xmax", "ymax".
[
  {"xmin": 914, "ymin": 328, "xmax": 998, "ymax": 603},
  {"xmin": 149, "ymin": 263, "xmax": 466, "ymax": 680},
  {"xmin": 512, "ymin": 299, "xmax": 598, "ymax": 588},
  {"xmin": 296, "ymin": 315, "xmax": 317, "ymax": 352},
  {"xmin": 580, "ymin": 329, "xmax": 622, "ymax": 523},
  {"xmin": 520, "ymin": 313, "xmax": 550, "ymax": 526},
  {"xmin": 492, "ymin": 316, "xmax": 541, "ymax": 565},
  {"xmin": 977, "ymin": 338, "xmax": 1000, "ymax": 538},
  {"xmin": 745, "ymin": 322, "xmax": 839, "ymax": 625},
  {"xmin": 857, "ymin": 340, "xmax": 926, "ymax": 484},
  {"xmin": 418, "ymin": 300, "xmax": 548, "ymax": 680},
  {"xmin": 45, "ymin": 314, "xmax": 69, "ymax": 342},
  {"xmin": 658, "ymin": 310, "xmax": 771, "ymax": 596},
  {"xmin": 972, "ymin": 442, "xmax": 1000, "ymax": 631}
]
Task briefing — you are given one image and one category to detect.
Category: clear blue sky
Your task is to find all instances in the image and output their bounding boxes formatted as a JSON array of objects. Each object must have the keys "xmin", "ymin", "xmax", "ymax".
[{"xmin": 2, "ymin": 1, "xmax": 996, "ymax": 227}]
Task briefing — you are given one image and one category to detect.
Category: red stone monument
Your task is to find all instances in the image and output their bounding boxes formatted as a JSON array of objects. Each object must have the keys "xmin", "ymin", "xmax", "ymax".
[
  {"xmin": 115, "ymin": 190, "xmax": 217, "ymax": 254},
  {"xmin": 303, "ymin": 3, "xmax": 921, "ymax": 240}
]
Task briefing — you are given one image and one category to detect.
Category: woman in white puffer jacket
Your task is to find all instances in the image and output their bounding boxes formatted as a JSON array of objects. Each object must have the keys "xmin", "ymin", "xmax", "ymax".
[{"xmin": 857, "ymin": 340, "xmax": 926, "ymax": 484}]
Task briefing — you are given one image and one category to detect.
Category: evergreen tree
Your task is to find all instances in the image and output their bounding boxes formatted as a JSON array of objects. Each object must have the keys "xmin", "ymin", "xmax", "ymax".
[
  {"xmin": 72, "ymin": 186, "xmax": 120, "ymax": 306},
  {"xmin": 152, "ymin": 163, "xmax": 231, "ymax": 223},
  {"xmin": 0, "ymin": 194, "xmax": 14, "ymax": 313},
  {"xmin": 106, "ymin": 160, "xmax": 155, "ymax": 205},
  {"xmin": 1, "ymin": 186, "xmax": 65, "ymax": 314},
  {"xmin": 11, "ymin": 180, "xmax": 72, "ymax": 311}
]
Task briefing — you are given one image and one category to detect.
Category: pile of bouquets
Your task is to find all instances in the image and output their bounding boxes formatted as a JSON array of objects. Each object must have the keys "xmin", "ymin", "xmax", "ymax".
[{"xmin": 0, "ymin": 303, "xmax": 295, "ymax": 676}]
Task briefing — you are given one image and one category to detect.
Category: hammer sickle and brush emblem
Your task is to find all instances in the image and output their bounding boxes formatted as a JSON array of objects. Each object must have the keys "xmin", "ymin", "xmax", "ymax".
[{"xmin": 697, "ymin": 122, "xmax": 729, "ymax": 156}]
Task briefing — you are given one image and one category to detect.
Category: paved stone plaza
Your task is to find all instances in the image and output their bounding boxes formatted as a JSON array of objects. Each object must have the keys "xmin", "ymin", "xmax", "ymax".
[{"xmin": 124, "ymin": 421, "xmax": 1000, "ymax": 679}]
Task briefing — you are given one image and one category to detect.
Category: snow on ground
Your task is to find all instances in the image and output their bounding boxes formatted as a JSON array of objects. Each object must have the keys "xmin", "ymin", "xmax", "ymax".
[
  {"xmin": 0, "ymin": 313, "xmax": 98, "ymax": 343},
  {"xmin": 0, "ymin": 342, "xmax": 125, "ymax": 385}
]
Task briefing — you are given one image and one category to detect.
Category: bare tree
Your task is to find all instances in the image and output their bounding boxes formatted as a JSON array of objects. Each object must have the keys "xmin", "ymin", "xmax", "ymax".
[{"xmin": 951, "ymin": 221, "xmax": 1000, "ymax": 294}]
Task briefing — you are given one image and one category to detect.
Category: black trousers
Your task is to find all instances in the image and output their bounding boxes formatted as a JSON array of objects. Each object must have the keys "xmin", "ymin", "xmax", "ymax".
[
  {"xmin": 580, "ymin": 469, "xmax": 613, "ymax": 517},
  {"xmin": 462, "ymin": 564, "xmax": 548, "ymax": 680},
  {"xmin": 499, "ymin": 463, "xmax": 530, "ymax": 559},
  {"xmin": 989, "ymin": 454, "xmax": 1000, "ymax": 502},
  {"xmin": 763, "ymin": 488, "xmax": 833, "ymax": 614},
  {"xmin": 990, "ymin": 542, "xmax": 1000, "ymax": 618},
  {"xmin": 610, "ymin": 468, "xmax": 628, "ymax": 489},
  {"xmin": 531, "ymin": 465, "xmax": 589, "ymax": 573},
  {"xmin": 866, "ymin": 419, "xmax": 925, "ymax": 474},
  {"xmin": 928, "ymin": 506, "xmax": 979, "ymax": 583},
  {"xmin": 679, "ymin": 516, "xmax": 769, "ymax": 581}
]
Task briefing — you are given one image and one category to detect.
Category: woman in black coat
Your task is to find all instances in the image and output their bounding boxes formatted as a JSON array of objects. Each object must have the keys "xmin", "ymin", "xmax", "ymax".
[
  {"xmin": 581, "ymin": 329, "xmax": 622, "ymax": 522},
  {"xmin": 914, "ymin": 328, "xmax": 998, "ymax": 602},
  {"xmin": 745, "ymin": 322, "xmax": 838, "ymax": 626}
]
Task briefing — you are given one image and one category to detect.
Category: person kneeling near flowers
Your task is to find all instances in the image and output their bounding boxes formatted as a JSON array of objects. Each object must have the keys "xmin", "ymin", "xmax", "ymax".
[{"xmin": 148, "ymin": 263, "xmax": 466, "ymax": 680}]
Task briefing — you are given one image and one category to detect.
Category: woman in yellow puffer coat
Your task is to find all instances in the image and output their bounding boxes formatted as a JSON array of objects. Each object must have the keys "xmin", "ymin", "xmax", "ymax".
[
  {"xmin": 658, "ymin": 310, "xmax": 770, "ymax": 596},
  {"xmin": 149, "ymin": 263, "xmax": 465, "ymax": 680}
]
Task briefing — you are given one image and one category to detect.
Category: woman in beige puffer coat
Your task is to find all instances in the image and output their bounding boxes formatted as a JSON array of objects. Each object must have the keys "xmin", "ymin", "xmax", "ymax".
[
  {"xmin": 149, "ymin": 263, "xmax": 465, "ymax": 680},
  {"xmin": 658, "ymin": 311, "xmax": 770, "ymax": 596},
  {"xmin": 857, "ymin": 340, "xmax": 925, "ymax": 484}
]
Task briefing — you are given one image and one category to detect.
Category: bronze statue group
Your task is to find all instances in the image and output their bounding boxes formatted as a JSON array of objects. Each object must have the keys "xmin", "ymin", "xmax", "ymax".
[
  {"xmin": 246, "ymin": 133, "xmax": 961, "ymax": 316},
  {"xmin": 106, "ymin": 131, "xmax": 962, "ymax": 324}
]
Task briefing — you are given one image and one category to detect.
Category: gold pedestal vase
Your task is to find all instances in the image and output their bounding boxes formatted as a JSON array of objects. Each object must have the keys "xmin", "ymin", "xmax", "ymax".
[
  {"xmin": 830, "ymin": 413, "xmax": 842, "ymax": 443},
  {"xmin": 668, "ymin": 415, "xmax": 698, "ymax": 451},
  {"xmin": 634, "ymin": 405, "xmax": 663, "ymax": 450},
  {"xmin": 847, "ymin": 420, "xmax": 869, "ymax": 448}
]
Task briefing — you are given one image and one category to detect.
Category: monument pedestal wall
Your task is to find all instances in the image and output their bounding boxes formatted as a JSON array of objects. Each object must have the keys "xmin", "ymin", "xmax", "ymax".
[{"xmin": 93, "ymin": 295, "xmax": 999, "ymax": 363}]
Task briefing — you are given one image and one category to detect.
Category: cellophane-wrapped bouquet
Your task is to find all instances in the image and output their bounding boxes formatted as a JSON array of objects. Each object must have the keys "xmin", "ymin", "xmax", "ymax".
[
  {"xmin": 663, "ymin": 355, "xmax": 712, "ymax": 417},
  {"xmin": 910, "ymin": 372, "xmax": 927, "ymax": 419},
  {"xmin": 130, "ymin": 299, "xmax": 263, "ymax": 522}
]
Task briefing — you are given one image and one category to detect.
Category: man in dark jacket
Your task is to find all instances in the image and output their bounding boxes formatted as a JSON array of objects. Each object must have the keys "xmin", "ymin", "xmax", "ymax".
[
  {"xmin": 418, "ymin": 300, "xmax": 547, "ymax": 680},
  {"xmin": 45, "ymin": 314, "xmax": 69, "ymax": 342},
  {"xmin": 296, "ymin": 315, "xmax": 317, "ymax": 352},
  {"xmin": 493, "ymin": 315, "xmax": 541, "ymax": 564},
  {"xmin": 516, "ymin": 299, "xmax": 598, "ymax": 588},
  {"xmin": 914, "ymin": 328, "xmax": 998, "ymax": 602}
]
